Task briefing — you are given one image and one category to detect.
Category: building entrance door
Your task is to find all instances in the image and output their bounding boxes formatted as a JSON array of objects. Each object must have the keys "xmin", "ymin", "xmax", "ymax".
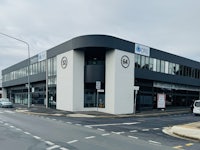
[
  {"xmin": 84, "ymin": 89, "xmax": 105, "ymax": 108},
  {"xmin": 84, "ymin": 89, "xmax": 96, "ymax": 107}
]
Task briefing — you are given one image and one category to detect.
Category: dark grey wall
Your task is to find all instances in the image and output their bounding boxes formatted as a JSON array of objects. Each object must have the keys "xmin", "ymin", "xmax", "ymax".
[
  {"xmin": 150, "ymin": 48, "xmax": 200, "ymax": 69},
  {"xmin": 2, "ymin": 72, "xmax": 46, "ymax": 87},
  {"xmin": 2, "ymin": 34, "xmax": 200, "ymax": 88},
  {"xmin": 85, "ymin": 65, "xmax": 105, "ymax": 83},
  {"xmin": 135, "ymin": 69, "xmax": 200, "ymax": 87}
]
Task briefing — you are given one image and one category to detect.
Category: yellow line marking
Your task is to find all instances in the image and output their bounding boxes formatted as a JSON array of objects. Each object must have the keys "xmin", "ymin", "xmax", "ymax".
[
  {"xmin": 173, "ymin": 145, "xmax": 184, "ymax": 149},
  {"xmin": 185, "ymin": 143, "xmax": 193, "ymax": 146}
]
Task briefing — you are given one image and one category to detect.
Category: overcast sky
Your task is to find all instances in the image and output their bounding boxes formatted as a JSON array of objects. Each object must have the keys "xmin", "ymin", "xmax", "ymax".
[{"xmin": 0, "ymin": 0, "xmax": 200, "ymax": 73}]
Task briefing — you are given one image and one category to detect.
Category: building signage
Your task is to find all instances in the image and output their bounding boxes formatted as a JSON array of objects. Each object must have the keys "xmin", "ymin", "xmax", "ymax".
[
  {"xmin": 121, "ymin": 55, "xmax": 130, "ymax": 68},
  {"xmin": 38, "ymin": 51, "xmax": 47, "ymax": 62},
  {"xmin": 96, "ymin": 81, "xmax": 101, "ymax": 90},
  {"xmin": 135, "ymin": 43, "xmax": 150, "ymax": 57},
  {"xmin": 30, "ymin": 56, "xmax": 38, "ymax": 64},
  {"xmin": 30, "ymin": 51, "xmax": 47, "ymax": 64},
  {"xmin": 157, "ymin": 93, "xmax": 166, "ymax": 109},
  {"xmin": 61, "ymin": 56, "xmax": 68, "ymax": 69}
]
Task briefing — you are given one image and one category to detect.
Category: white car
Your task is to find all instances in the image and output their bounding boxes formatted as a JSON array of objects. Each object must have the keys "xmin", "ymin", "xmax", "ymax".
[
  {"xmin": 0, "ymin": 98, "xmax": 13, "ymax": 108},
  {"xmin": 193, "ymin": 100, "xmax": 200, "ymax": 116}
]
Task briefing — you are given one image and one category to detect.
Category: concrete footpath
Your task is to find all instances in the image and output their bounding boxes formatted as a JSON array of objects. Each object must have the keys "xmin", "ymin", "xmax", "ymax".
[
  {"xmin": 14, "ymin": 104, "xmax": 191, "ymax": 118},
  {"xmin": 13, "ymin": 104, "xmax": 200, "ymax": 141}
]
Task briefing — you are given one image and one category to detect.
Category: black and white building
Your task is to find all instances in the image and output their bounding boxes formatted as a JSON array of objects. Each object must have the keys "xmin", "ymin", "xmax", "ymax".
[{"xmin": 2, "ymin": 35, "xmax": 200, "ymax": 114}]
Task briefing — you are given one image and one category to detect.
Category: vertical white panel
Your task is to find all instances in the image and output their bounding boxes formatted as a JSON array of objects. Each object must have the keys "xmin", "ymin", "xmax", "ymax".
[
  {"xmin": 73, "ymin": 51, "xmax": 84, "ymax": 111},
  {"xmin": 105, "ymin": 50, "xmax": 116, "ymax": 114},
  {"xmin": 56, "ymin": 50, "xmax": 84, "ymax": 111},
  {"xmin": 165, "ymin": 61, "xmax": 169, "ymax": 74},
  {"xmin": 153, "ymin": 59, "xmax": 157, "ymax": 71},
  {"xmin": 57, "ymin": 51, "xmax": 74, "ymax": 111},
  {"xmin": 105, "ymin": 50, "xmax": 135, "ymax": 114}
]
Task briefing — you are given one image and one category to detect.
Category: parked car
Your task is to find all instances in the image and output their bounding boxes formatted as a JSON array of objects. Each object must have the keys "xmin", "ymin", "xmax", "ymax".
[
  {"xmin": 0, "ymin": 98, "xmax": 13, "ymax": 108},
  {"xmin": 193, "ymin": 100, "xmax": 200, "ymax": 116}
]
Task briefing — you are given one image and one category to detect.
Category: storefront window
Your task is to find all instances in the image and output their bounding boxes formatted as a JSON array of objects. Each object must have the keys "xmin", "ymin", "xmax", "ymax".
[
  {"xmin": 156, "ymin": 59, "xmax": 161, "ymax": 72},
  {"xmin": 141, "ymin": 56, "xmax": 145, "ymax": 69},
  {"xmin": 48, "ymin": 57, "xmax": 57, "ymax": 108},
  {"xmin": 149, "ymin": 58, "xmax": 154, "ymax": 71},
  {"xmin": 135, "ymin": 54, "xmax": 141, "ymax": 68},
  {"xmin": 160, "ymin": 60, "xmax": 165, "ymax": 73}
]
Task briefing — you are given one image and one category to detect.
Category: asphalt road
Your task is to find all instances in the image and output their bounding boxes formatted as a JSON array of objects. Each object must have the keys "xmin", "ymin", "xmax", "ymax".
[{"xmin": 0, "ymin": 108, "xmax": 199, "ymax": 150}]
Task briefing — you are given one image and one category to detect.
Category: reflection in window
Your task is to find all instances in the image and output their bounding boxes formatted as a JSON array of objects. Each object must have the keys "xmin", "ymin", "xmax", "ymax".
[
  {"xmin": 165, "ymin": 61, "xmax": 169, "ymax": 74},
  {"xmin": 156, "ymin": 59, "xmax": 161, "ymax": 72},
  {"xmin": 175, "ymin": 64, "xmax": 180, "ymax": 75},
  {"xmin": 135, "ymin": 54, "xmax": 141, "ymax": 68},
  {"xmin": 144, "ymin": 57, "xmax": 149, "ymax": 69},
  {"xmin": 141, "ymin": 56, "xmax": 145, "ymax": 69},
  {"xmin": 160, "ymin": 60, "xmax": 165, "ymax": 73},
  {"xmin": 149, "ymin": 58, "xmax": 154, "ymax": 71}
]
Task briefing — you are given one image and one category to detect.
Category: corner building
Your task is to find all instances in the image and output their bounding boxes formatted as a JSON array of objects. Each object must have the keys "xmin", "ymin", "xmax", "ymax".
[{"xmin": 2, "ymin": 35, "xmax": 200, "ymax": 114}]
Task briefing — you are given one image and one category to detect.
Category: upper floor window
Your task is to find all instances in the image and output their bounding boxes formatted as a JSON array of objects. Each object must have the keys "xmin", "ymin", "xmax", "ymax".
[{"xmin": 134, "ymin": 54, "xmax": 200, "ymax": 79}]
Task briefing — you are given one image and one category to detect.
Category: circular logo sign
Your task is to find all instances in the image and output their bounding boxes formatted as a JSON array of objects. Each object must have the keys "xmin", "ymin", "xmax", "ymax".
[
  {"xmin": 61, "ymin": 56, "xmax": 68, "ymax": 69},
  {"xmin": 121, "ymin": 55, "xmax": 130, "ymax": 68}
]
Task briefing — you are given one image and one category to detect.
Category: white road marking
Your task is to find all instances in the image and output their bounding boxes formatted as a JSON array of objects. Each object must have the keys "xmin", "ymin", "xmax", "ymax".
[
  {"xmin": 5, "ymin": 110, "xmax": 15, "ymax": 114},
  {"xmin": 153, "ymin": 128, "xmax": 160, "ymax": 130},
  {"xmin": 128, "ymin": 135, "xmax": 139, "ymax": 139},
  {"xmin": 67, "ymin": 140, "xmax": 79, "ymax": 144},
  {"xmin": 84, "ymin": 125, "xmax": 92, "ymax": 128},
  {"xmin": 60, "ymin": 147, "xmax": 69, "ymax": 150},
  {"xmin": 102, "ymin": 133, "xmax": 110, "ymax": 136},
  {"xmin": 148, "ymin": 140, "xmax": 161, "ymax": 145},
  {"xmin": 86, "ymin": 122, "xmax": 140, "ymax": 127},
  {"xmin": 97, "ymin": 128, "xmax": 105, "ymax": 132},
  {"xmin": 9, "ymin": 125, "xmax": 14, "ymax": 128},
  {"xmin": 24, "ymin": 132, "xmax": 31, "ymax": 135},
  {"xmin": 75, "ymin": 124, "xmax": 81, "ymax": 126},
  {"xmin": 15, "ymin": 128, "xmax": 22, "ymax": 131},
  {"xmin": 66, "ymin": 122, "xmax": 72, "ymax": 124},
  {"xmin": 46, "ymin": 145, "xmax": 60, "ymax": 150},
  {"xmin": 85, "ymin": 136, "xmax": 95, "ymax": 139},
  {"xmin": 33, "ymin": 135, "xmax": 42, "ymax": 140},
  {"xmin": 112, "ymin": 131, "xmax": 125, "ymax": 135},
  {"xmin": 123, "ymin": 122, "xmax": 139, "ymax": 125},
  {"xmin": 45, "ymin": 141, "xmax": 55, "ymax": 145},
  {"xmin": 130, "ymin": 130, "xmax": 138, "ymax": 133},
  {"xmin": 142, "ymin": 129, "xmax": 149, "ymax": 131}
]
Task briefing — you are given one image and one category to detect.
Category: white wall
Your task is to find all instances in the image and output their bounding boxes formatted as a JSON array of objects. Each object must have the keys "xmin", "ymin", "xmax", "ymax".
[
  {"xmin": 105, "ymin": 50, "xmax": 135, "ymax": 114},
  {"xmin": 56, "ymin": 50, "xmax": 84, "ymax": 111},
  {"xmin": 57, "ymin": 51, "xmax": 73, "ymax": 111},
  {"xmin": 56, "ymin": 49, "xmax": 134, "ymax": 114},
  {"xmin": 73, "ymin": 51, "xmax": 84, "ymax": 111}
]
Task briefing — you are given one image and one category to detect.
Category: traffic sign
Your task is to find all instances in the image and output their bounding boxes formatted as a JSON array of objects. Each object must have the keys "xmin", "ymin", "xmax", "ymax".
[{"xmin": 96, "ymin": 81, "xmax": 101, "ymax": 90}]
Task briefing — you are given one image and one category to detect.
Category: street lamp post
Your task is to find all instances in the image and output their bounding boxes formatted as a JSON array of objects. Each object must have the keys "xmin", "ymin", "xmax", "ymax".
[{"xmin": 0, "ymin": 32, "xmax": 31, "ymax": 108}]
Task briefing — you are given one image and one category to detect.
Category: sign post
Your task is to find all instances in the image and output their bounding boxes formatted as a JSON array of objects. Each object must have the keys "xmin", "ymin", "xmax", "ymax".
[
  {"xmin": 133, "ymin": 86, "xmax": 139, "ymax": 114},
  {"xmin": 96, "ymin": 81, "xmax": 101, "ymax": 111}
]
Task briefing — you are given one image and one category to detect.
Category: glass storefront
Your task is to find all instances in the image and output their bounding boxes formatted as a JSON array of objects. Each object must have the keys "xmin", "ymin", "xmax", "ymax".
[
  {"xmin": 135, "ymin": 79, "xmax": 200, "ymax": 111},
  {"xmin": 47, "ymin": 57, "xmax": 57, "ymax": 108},
  {"xmin": 7, "ymin": 82, "xmax": 46, "ymax": 106},
  {"xmin": 84, "ymin": 49, "xmax": 105, "ymax": 108}
]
